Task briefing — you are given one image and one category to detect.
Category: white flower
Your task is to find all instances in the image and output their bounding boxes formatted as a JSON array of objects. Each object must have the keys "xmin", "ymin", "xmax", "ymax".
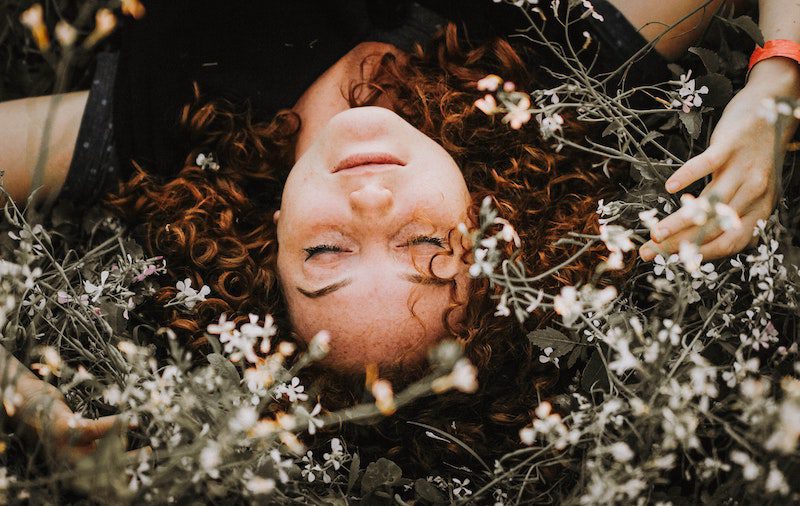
[
  {"xmin": 493, "ymin": 217, "xmax": 522, "ymax": 247},
  {"xmin": 653, "ymin": 254, "xmax": 679, "ymax": 281},
  {"xmin": 208, "ymin": 313, "xmax": 236, "ymax": 337},
  {"xmin": 295, "ymin": 402, "xmax": 323, "ymax": 435},
  {"xmin": 229, "ymin": 406, "xmax": 258, "ymax": 432},
  {"xmin": 308, "ymin": 330, "xmax": 331, "ymax": 360},
  {"xmin": 638, "ymin": 209, "xmax": 660, "ymax": 230},
  {"xmin": 608, "ymin": 338, "xmax": 639, "ymax": 375},
  {"xmin": 452, "ymin": 478, "xmax": 473, "ymax": 498},
  {"xmin": 671, "ymin": 70, "xmax": 709, "ymax": 113},
  {"xmin": 538, "ymin": 347, "xmax": 560, "ymax": 368},
  {"xmin": 600, "ymin": 225, "xmax": 635, "ymax": 253},
  {"xmin": 244, "ymin": 473, "xmax": 276, "ymax": 495},
  {"xmin": 83, "ymin": 270, "xmax": 110, "ymax": 302},
  {"xmin": 469, "ymin": 248, "xmax": 494, "ymax": 277},
  {"xmin": 765, "ymin": 465, "xmax": 790, "ymax": 495},
  {"xmin": 657, "ymin": 319, "xmax": 682, "ymax": 346},
  {"xmin": 680, "ymin": 194, "xmax": 711, "ymax": 225},
  {"xmin": 474, "ymin": 94, "xmax": 498, "ymax": 115},
  {"xmin": 199, "ymin": 443, "xmax": 221, "ymax": 479},
  {"xmin": 451, "ymin": 358, "xmax": 478, "ymax": 392},
  {"xmin": 503, "ymin": 94, "xmax": 532, "ymax": 129},
  {"xmin": 714, "ymin": 202, "xmax": 742, "ymax": 231},
  {"xmin": 554, "ymin": 286, "xmax": 582, "ymax": 326},
  {"xmin": 432, "ymin": 358, "xmax": 478, "ymax": 393},
  {"xmin": 240, "ymin": 313, "xmax": 277, "ymax": 354},
  {"xmin": 730, "ymin": 450, "xmax": 760, "ymax": 480},
  {"xmin": 322, "ymin": 438, "xmax": 346, "ymax": 471},
  {"xmin": 219, "ymin": 328, "xmax": 258, "ymax": 364},
  {"xmin": 173, "ymin": 278, "xmax": 211, "ymax": 309},
  {"xmin": 608, "ymin": 442, "xmax": 634, "ymax": 462},
  {"xmin": 55, "ymin": 20, "xmax": 78, "ymax": 46},
  {"xmin": 196, "ymin": 152, "xmax": 220, "ymax": 171},
  {"xmin": 537, "ymin": 111, "xmax": 564, "ymax": 138},
  {"xmin": 678, "ymin": 241, "xmax": 702, "ymax": 273},
  {"xmin": 477, "ymin": 74, "xmax": 502, "ymax": 92},
  {"xmin": 583, "ymin": 285, "xmax": 618, "ymax": 311},
  {"xmin": 274, "ymin": 377, "xmax": 308, "ymax": 403},
  {"xmin": 494, "ymin": 297, "xmax": 511, "ymax": 317},
  {"xmin": 581, "ymin": 0, "xmax": 604, "ymax": 21}
]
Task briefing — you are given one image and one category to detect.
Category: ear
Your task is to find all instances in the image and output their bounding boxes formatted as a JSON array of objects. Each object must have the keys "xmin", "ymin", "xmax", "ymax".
[{"xmin": 273, "ymin": 210, "xmax": 281, "ymax": 224}]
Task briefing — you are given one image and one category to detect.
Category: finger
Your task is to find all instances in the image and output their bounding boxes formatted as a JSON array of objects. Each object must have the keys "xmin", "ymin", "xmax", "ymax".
[
  {"xmin": 727, "ymin": 176, "xmax": 776, "ymax": 218},
  {"xmin": 72, "ymin": 415, "xmax": 124, "ymax": 445},
  {"xmin": 126, "ymin": 445, "xmax": 153, "ymax": 462},
  {"xmin": 640, "ymin": 222, "xmax": 724, "ymax": 261},
  {"xmin": 652, "ymin": 177, "xmax": 739, "ymax": 243},
  {"xmin": 698, "ymin": 212, "xmax": 762, "ymax": 260},
  {"xmin": 665, "ymin": 143, "xmax": 730, "ymax": 193}
]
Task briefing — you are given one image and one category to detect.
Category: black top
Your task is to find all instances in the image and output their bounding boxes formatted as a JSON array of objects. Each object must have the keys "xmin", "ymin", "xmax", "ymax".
[{"xmin": 59, "ymin": 0, "xmax": 667, "ymax": 207}]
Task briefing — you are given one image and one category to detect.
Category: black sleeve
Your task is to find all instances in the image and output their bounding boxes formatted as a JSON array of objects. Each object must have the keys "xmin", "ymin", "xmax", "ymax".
[
  {"xmin": 111, "ymin": 0, "xmax": 376, "ymax": 182},
  {"xmin": 57, "ymin": 52, "xmax": 122, "ymax": 208}
]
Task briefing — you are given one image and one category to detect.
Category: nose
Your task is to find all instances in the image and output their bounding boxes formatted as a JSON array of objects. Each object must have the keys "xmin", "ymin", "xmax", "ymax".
[{"xmin": 348, "ymin": 183, "xmax": 394, "ymax": 215}]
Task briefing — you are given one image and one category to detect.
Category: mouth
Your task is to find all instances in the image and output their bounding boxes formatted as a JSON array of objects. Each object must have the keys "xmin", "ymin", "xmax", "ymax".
[{"xmin": 332, "ymin": 152, "xmax": 406, "ymax": 173}]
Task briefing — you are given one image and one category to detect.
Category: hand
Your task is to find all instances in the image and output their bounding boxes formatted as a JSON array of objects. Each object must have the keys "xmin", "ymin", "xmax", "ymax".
[
  {"xmin": 640, "ymin": 58, "xmax": 800, "ymax": 261},
  {"xmin": 15, "ymin": 374, "xmax": 126, "ymax": 467}
]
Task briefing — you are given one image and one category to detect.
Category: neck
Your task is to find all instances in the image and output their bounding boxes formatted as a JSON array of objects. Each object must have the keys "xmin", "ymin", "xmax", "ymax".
[{"xmin": 291, "ymin": 42, "xmax": 404, "ymax": 160}]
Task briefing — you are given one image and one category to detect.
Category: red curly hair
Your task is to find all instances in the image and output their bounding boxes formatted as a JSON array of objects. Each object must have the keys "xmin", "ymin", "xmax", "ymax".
[{"xmin": 104, "ymin": 23, "xmax": 621, "ymax": 477}]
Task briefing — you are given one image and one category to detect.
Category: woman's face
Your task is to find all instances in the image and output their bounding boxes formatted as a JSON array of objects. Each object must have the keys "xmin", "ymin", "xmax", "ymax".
[{"xmin": 276, "ymin": 106, "xmax": 471, "ymax": 373}]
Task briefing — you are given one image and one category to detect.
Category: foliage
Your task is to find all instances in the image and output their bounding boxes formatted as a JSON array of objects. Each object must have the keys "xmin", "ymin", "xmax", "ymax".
[{"xmin": 1, "ymin": 0, "xmax": 800, "ymax": 505}]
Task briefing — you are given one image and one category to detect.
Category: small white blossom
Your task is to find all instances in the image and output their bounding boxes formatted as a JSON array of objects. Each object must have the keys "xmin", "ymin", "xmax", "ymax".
[
  {"xmin": 671, "ymin": 70, "xmax": 709, "ymax": 113},
  {"xmin": 172, "ymin": 278, "xmax": 210, "ymax": 309},
  {"xmin": 274, "ymin": 377, "xmax": 308, "ymax": 403}
]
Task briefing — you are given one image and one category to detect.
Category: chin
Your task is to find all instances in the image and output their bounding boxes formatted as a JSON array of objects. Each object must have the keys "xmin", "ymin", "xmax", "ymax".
[{"xmin": 326, "ymin": 106, "xmax": 406, "ymax": 140}]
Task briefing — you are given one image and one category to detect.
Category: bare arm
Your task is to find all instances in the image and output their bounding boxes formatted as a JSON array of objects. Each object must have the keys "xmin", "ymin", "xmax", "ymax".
[
  {"xmin": 607, "ymin": 0, "xmax": 750, "ymax": 60},
  {"xmin": 634, "ymin": 0, "xmax": 800, "ymax": 261},
  {"xmin": 0, "ymin": 91, "xmax": 88, "ymax": 208}
]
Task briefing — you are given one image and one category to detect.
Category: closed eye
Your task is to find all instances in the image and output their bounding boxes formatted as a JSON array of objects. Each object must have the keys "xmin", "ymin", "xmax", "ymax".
[
  {"xmin": 406, "ymin": 235, "xmax": 444, "ymax": 247},
  {"xmin": 304, "ymin": 244, "xmax": 343, "ymax": 260},
  {"xmin": 304, "ymin": 236, "xmax": 445, "ymax": 260}
]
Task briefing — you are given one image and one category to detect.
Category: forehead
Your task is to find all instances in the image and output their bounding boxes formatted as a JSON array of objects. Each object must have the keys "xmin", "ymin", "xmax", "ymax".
[{"xmin": 285, "ymin": 276, "xmax": 453, "ymax": 370}]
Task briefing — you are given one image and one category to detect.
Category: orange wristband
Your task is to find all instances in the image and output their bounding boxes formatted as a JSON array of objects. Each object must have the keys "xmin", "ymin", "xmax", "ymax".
[{"xmin": 748, "ymin": 39, "xmax": 800, "ymax": 73}]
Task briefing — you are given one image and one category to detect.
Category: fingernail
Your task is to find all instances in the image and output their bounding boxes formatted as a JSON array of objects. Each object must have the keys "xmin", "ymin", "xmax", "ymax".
[
  {"xmin": 639, "ymin": 244, "xmax": 655, "ymax": 261},
  {"xmin": 665, "ymin": 180, "xmax": 678, "ymax": 193},
  {"xmin": 652, "ymin": 226, "xmax": 665, "ymax": 242}
]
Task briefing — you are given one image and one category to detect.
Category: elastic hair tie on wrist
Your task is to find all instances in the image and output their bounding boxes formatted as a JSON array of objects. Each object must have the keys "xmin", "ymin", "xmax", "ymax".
[{"xmin": 748, "ymin": 39, "xmax": 800, "ymax": 76}]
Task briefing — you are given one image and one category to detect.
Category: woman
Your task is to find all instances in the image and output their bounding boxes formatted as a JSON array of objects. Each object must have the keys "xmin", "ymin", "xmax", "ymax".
[{"xmin": 1, "ymin": 0, "xmax": 798, "ymax": 473}]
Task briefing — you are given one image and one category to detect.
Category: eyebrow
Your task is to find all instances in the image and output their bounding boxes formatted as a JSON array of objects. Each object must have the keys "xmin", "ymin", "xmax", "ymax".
[{"xmin": 296, "ymin": 273, "xmax": 451, "ymax": 299}]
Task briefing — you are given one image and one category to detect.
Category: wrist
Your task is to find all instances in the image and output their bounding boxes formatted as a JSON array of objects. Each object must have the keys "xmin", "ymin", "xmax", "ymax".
[{"xmin": 747, "ymin": 58, "xmax": 800, "ymax": 97}]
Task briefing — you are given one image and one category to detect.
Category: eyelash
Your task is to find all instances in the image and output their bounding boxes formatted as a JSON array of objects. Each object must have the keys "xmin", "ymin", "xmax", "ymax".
[{"xmin": 303, "ymin": 235, "xmax": 444, "ymax": 259}]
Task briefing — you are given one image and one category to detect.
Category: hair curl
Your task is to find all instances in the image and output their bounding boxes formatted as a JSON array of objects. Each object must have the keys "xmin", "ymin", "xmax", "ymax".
[{"xmin": 104, "ymin": 23, "xmax": 624, "ymax": 478}]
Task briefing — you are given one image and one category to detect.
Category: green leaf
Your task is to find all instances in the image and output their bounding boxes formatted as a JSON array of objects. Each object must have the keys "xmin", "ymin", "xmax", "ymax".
[
  {"xmin": 696, "ymin": 73, "xmax": 733, "ymax": 108},
  {"xmin": 361, "ymin": 458, "xmax": 403, "ymax": 495},
  {"xmin": 580, "ymin": 349, "xmax": 610, "ymax": 394},
  {"xmin": 566, "ymin": 345, "xmax": 585, "ymax": 369},
  {"xmin": 667, "ymin": 63, "xmax": 685, "ymax": 79},
  {"xmin": 414, "ymin": 478, "xmax": 447, "ymax": 503},
  {"xmin": 725, "ymin": 15, "xmax": 764, "ymax": 46},
  {"xmin": 688, "ymin": 47, "xmax": 721, "ymax": 74},
  {"xmin": 679, "ymin": 111, "xmax": 702, "ymax": 140},
  {"xmin": 347, "ymin": 453, "xmax": 361, "ymax": 495},
  {"xmin": 601, "ymin": 119, "xmax": 623, "ymax": 138},
  {"xmin": 207, "ymin": 353, "xmax": 240, "ymax": 384},
  {"xmin": 527, "ymin": 327, "xmax": 577, "ymax": 358}
]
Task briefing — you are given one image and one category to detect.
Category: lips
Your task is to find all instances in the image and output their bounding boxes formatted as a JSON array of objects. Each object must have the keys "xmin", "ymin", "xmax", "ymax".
[{"xmin": 332, "ymin": 152, "xmax": 406, "ymax": 173}]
